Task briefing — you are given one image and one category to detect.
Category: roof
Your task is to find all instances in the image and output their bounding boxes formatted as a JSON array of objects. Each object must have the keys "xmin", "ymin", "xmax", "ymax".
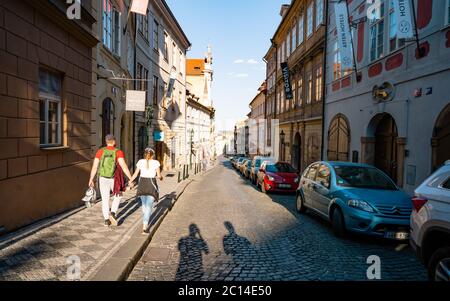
[
  {"xmin": 161, "ymin": 0, "xmax": 191, "ymax": 49},
  {"xmin": 186, "ymin": 59, "xmax": 205, "ymax": 76}
]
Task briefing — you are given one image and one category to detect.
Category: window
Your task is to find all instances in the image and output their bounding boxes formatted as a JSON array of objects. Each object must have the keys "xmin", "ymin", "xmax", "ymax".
[
  {"xmin": 316, "ymin": 164, "xmax": 331, "ymax": 188},
  {"xmin": 292, "ymin": 81, "xmax": 296, "ymax": 110},
  {"xmin": 39, "ymin": 69, "xmax": 62, "ymax": 146},
  {"xmin": 277, "ymin": 47, "xmax": 281, "ymax": 68},
  {"xmin": 102, "ymin": 0, "xmax": 121, "ymax": 56},
  {"xmin": 138, "ymin": 13, "xmax": 149, "ymax": 40},
  {"xmin": 172, "ymin": 43, "xmax": 177, "ymax": 69},
  {"xmin": 297, "ymin": 76, "xmax": 303, "ymax": 107},
  {"xmin": 282, "ymin": 39, "xmax": 286, "ymax": 62},
  {"xmin": 298, "ymin": 14, "xmax": 304, "ymax": 45},
  {"xmin": 287, "ymin": 30, "xmax": 291, "ymax": 57},
  {"xmin": 307, "ymin": 2, "xmax": 314, "ymax": 37},
  {"xmin": 315, "ymin": 65, "xmax": 322, "ymax": 101},
  {"xmin": 306, "ymin": 163, "xmax": 319, "ymax": 180},
  {"xmin": 292, "ymin": 23, "xmax": 297, "ymax": 52},
  {"xmin": 137, "ymin": 63, "xmax": 143, "ymax": 88},
  {"xmin": 369, "ymin": 1, "xmax": 385, "ymax": 61},
  {"xmin": 447, "ymin": 0, "xmax": 450, "ymax": 25},
  {"xmin": 316, "ymin": 0, "xmax": 324, "ymax": 29},
  {"xmin": 389, "ymin": 0, "xmax": 405, "ymax": 52},
  {"xmin": 306, "ymin": 72, "xmax": 312, "ymax": 104},
  {"xmin": 152, "ymin": 76, "xmax": 158, "ymax": 105},
  {"xmin": 179, "ymin": 51, "xmax": 183, "ymax": 74},
  {"xmin": 443, "ymin": 177, "xmax": 450, "ymax": 189},
  {"xmin": 153, "ymin": 20, "xmax": 159, "ymax": 51},
  {"xmin": 101, "ymin": 98, "xmax": 114, "ymax": 146},
  {"xmin": 276, "ymin": 91, "xmax": 281, "ymax": 114},
  {"xmin": 164, "ymin": 33, "xmax": 168, "ymax": 60}
]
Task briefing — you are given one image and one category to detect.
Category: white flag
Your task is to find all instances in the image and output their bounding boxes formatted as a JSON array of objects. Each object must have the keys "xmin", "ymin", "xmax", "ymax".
[
  {"xmin": 130, "ymin": 0, "xmax": 149, "ymax": 15},
  {"xmin": 334, "ymin": 2, "xmax": 353, "ymax": 70},
  {"xmin": 393, "ymin": 0, "xmax": 414, "ymax": 39}
]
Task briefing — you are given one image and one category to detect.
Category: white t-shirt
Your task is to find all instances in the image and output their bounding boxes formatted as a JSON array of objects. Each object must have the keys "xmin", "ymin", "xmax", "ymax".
[{"xmin": 137, "ymin": 159, "xmax": 160, "ymax": 178}]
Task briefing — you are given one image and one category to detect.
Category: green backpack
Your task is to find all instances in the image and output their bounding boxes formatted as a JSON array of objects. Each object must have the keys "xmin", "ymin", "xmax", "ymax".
[{"xmin": 99, "ymin": 148, "xmax": 117, "ymax": 178}]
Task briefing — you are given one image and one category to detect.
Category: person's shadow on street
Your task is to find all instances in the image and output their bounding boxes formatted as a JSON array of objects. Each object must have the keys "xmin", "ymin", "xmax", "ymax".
[
  {"xmin": 223, "ymin": 221, "xmax": 252, "ymax": 267},
  {"xmin": 175, "ymin": 224, "xmax": 209, "ymax": 281}
]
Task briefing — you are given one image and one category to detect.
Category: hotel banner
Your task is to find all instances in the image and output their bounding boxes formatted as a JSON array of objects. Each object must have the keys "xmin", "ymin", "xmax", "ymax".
[{"xmin": 334, "ymin": 1, "xmax": 353, "ymax": 70}]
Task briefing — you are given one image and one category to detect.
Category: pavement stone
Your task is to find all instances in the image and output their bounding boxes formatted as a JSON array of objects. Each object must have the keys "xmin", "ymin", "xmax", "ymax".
[{"xmin": 0, "ymin": 169, "xmax": 195, "ymax": 281}]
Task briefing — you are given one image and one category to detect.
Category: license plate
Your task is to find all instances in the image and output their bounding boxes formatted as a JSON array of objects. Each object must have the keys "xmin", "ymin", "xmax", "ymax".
[
  {"xmin": 385, "ymin": 232, "xmax": 409, "ymax": 240},
  {"xmin": 279, "ymin": 184, "xmax": 291, "ymax": 188}
]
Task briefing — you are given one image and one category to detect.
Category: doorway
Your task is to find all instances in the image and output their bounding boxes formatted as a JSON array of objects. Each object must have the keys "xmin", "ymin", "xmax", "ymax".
[
  {"xmin": 374, "ymin": 114, "xmax": 398, "ymax": 182},
  {"xmin": 432, "ymin": 103, "xmax": 450, "ymax": 170},
  {"xmin": 292, "ymin": 133, "xmax": 302, "ymax": 171}
]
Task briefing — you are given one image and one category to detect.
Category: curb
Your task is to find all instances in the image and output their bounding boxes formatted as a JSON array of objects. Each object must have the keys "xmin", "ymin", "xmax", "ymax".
[
  {"xmin": 90, "ymin": 166, "xmax": 216, "ymax": 281},
  {"xmin": 89, "ymin": 179, "xmax": 193, "ymax": 281}
]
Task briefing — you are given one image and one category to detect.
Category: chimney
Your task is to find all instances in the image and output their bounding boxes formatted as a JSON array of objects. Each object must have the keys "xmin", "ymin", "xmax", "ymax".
[{"xmin": 280, "ymin": 4, "xmax": 290, "ymax": 18}]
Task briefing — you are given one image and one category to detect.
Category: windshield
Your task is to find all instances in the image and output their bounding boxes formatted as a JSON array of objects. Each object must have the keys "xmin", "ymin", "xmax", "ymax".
[
  {"xmin": 266, "ymin": 163, "xmax": 297, "ymax": 173},
  {"xmin": 334, "ymin": 166, "xmax": 398, "ymax": 190}
]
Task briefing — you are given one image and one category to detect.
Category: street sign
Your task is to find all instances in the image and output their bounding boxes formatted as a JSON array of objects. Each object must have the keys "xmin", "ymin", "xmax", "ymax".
[
  {"xmin": 126, "ymin": 90, "xmax": 146, "ymax": 112},
  {"xmin": 280, "ymin": 62, "xmax": 293, "ymax": 100}
]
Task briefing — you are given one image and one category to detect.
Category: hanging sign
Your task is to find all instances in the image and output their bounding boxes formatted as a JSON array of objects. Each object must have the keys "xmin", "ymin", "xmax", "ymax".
[
  {"xmin": 280, "ymin": 62, "xmax": 293, "ymax": 100},
  {"xmin": 130, "ymin": 0, "xmax": 149, "ymax": 15},
  {"xmin": 125, "ymin": 90, "xmax": 146, "ymax": 112},
  {"xmin": 154, "ymin": 131, "xmax": 164, "ymax": 142},
  {"xmin": 166, "ymin": 71, "xmax": 177, "ymax": 99},
  {"xmin": 392, "ymin": 0, "xmax": 414, "ymax": 39},
  {"xmin": 334, "ymin": 1, "xmax": 353, "ymax": 70}
]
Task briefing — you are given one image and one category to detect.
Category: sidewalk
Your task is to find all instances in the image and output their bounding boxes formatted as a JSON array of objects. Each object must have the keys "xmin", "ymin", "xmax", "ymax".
[{"xmin": 0, "ymin": 167, "xmax": 209, "ymax": 281}]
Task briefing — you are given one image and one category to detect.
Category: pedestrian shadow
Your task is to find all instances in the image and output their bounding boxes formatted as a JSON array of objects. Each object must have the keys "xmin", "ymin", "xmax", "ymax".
[
  {"xmin": 148, "ymin": 192, "xmax": 177, "ymax": 228},
  {"xmin": 222, "ymin": 221, "xmax": 253, "ymax": 268},
  {"xmin": 175, "ymin": 224, "xmax": 209, "ymax": 281}
]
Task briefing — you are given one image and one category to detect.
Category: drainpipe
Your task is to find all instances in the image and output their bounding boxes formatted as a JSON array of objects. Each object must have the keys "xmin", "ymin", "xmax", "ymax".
[
  {"xmin": 132, "ymin": 11, "xmax": 137, "ymax": 168},
  {"xmin": 320, "ymin": 0, "xmax": 329, "ymax": 161}
]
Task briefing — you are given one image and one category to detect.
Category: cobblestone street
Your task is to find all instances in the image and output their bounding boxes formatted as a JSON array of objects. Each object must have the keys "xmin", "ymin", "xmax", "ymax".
[{"xmin": 128, "ymin": 159, "xmax": 428, "ymax": 281}]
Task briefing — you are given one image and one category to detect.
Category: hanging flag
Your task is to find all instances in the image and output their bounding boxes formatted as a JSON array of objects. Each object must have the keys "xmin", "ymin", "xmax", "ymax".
[
  {"xmin": 334, "ymin": 1, "xmax": 353, "ymax": 70},
  {"xmin": 166, "ymin": 71, "xmax": 177, "ymax": 99},
  {"xmin": 130, "ymin": 0, "xmax": 149, "ymax": 15},
  {"xmin": 392, "ymin": 0, "xmax": 414, "ymax": 39}
]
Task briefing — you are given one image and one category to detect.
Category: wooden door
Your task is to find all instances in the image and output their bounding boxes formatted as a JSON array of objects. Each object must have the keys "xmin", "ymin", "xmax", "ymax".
[{"xmin": 374, "ymin": 115, "xmax": 398, "ymax": 182}]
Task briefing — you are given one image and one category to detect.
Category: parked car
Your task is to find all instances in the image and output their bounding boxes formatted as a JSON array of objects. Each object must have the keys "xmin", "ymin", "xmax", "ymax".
[
  {"xmin": 243, "ymin": 160, "xmax": 252, "ymax": 178},
  {"xmin": 250, "ymin": 157, "xmax": 275, "ymax": 184},
  {"xmin": 296, "ymin": 161, "xmax": 412, "ymax": 240},
  {"xmin": 239, "ymin": 159, "xmax": 249, "ymax": 175},
  {"xmin": 235, "ymin": 157, "xmax": 246, "ymax": 170},
  {"xmin": 256, "ymin": 161, "xmax": 300, "ymax": 194},
  {"xmin": 410, "ymin": 160, "xmax": 450, "ymax": 281}
]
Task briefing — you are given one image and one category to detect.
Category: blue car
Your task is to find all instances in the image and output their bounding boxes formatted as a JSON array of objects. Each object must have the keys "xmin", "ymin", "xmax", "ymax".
[{"xmin": 296, "ymin": 161, "xmax": 412, "ymax": 240}]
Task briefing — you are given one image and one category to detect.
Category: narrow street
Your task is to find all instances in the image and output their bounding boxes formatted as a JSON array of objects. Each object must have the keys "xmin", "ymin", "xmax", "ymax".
[{"xmin": 128, "ymin": 158, "xmax": 427, "ymax": 281}]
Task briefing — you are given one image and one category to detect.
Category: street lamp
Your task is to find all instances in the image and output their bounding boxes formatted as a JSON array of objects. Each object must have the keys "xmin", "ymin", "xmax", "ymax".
[{"xmin": 280, "ymin": 130, "xmax": 285, "ymax": 161}]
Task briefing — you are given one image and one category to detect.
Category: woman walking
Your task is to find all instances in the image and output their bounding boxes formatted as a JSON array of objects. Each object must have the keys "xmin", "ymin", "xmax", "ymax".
[{"xmin": 130, "ymin": 148, "xmax": 163, "ymax": 234}]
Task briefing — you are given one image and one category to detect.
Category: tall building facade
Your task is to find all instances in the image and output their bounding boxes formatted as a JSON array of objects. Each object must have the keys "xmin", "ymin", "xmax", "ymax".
[
  {"xmin": 248, "ymin": 82, "xmax": 267, "ymax": 157},
  {"xmin": 94, "ymin": 0, "xmax": 135, "ymax": 166},
  {"xmin": 132, "ymin": 0, "xmax": 190, "ymax": 171},
  {"xmin": 265, "ymin": 0, "xmax": 326, "ymax": 170},
  {"xmin": 323, "ymin": 0, "xmax": 450, "ymax": 194},
  {"xmin": 0, "ymin": 0, "xmax": 97, "ymax": 232},
  {"xmin": 186, "ymin": 46, "xmax": 216, "ymax": 167}
]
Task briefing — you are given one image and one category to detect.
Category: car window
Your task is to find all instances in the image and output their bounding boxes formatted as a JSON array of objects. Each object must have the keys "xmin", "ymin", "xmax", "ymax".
[
  {"xmin": 443, "ymin": 177, "xmax": 450, "ymax": 189},
  {"xmin": 306, "ymin": 164, "xmax": 319, "ymax": 180},
  {"xmin": 255, "ymin": 159, "xmax": 262, "ymax": 167},
  {"xmin": 334, "ymin": 166, "xmax": 397, "ymax": 190},
  {"xmin": 266, "ymin": 163, "xmax": 297, "ymax": 173},
  {"xmin": 316, "ymin": 164, "xmax": 331, "ymax": 188}
]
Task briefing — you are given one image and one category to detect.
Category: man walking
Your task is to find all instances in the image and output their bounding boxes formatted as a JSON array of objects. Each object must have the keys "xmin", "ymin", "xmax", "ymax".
[{"xmin": 88, "ymin": 135, "xmax": 133, "ymax": 227}]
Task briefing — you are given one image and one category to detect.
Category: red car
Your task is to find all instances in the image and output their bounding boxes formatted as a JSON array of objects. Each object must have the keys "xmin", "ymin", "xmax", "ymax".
[{"xmin": 256, "ymin": 161, "xmax": 300, "ymax": 193}]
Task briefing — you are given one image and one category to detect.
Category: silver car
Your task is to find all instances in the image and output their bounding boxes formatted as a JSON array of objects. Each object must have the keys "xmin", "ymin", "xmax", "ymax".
[{"xmin": 410, "ymin": 161, "xmax": 450, "ymax": 281}]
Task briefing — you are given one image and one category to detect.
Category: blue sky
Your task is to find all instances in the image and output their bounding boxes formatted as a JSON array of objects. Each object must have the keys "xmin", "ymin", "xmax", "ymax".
[{"xmin": 166, "ymin": 0, "xmax": 287, "ymax": 131}]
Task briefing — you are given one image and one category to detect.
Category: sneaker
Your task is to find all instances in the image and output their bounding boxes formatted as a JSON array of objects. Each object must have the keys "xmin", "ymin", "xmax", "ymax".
[
  {"xmin": 142, "ymin": 226, "xmax": 150, "ymax": 235},
  {"xmin": 109, "ymin": 212, "xmax": 118, "ymax": 226},
  {"xmin": 104, "ymin": 219, "xmax": 111, "ymax": 227}
]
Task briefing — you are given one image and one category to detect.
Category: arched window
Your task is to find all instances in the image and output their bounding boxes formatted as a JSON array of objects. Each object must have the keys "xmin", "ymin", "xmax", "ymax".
[
  {"xmin": 102, "ymin": 98, "xmax": 115, "ymax": 145},
  {"xmin": 327, "ymin": 114, "xmax": 350, "ymax": 161}
]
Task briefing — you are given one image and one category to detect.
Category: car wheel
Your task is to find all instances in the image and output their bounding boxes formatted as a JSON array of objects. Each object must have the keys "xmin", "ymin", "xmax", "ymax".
[
  {"xmin": 332, "ymin": 208, "xmax": 346, "ymax": 238},
  {"xmin": 428, "ymin": 246, "xmax": 450, "ymax": 281},
  {"xmin": 296, "ymin": 193, "xmax": 307, "ymax": 213}
]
